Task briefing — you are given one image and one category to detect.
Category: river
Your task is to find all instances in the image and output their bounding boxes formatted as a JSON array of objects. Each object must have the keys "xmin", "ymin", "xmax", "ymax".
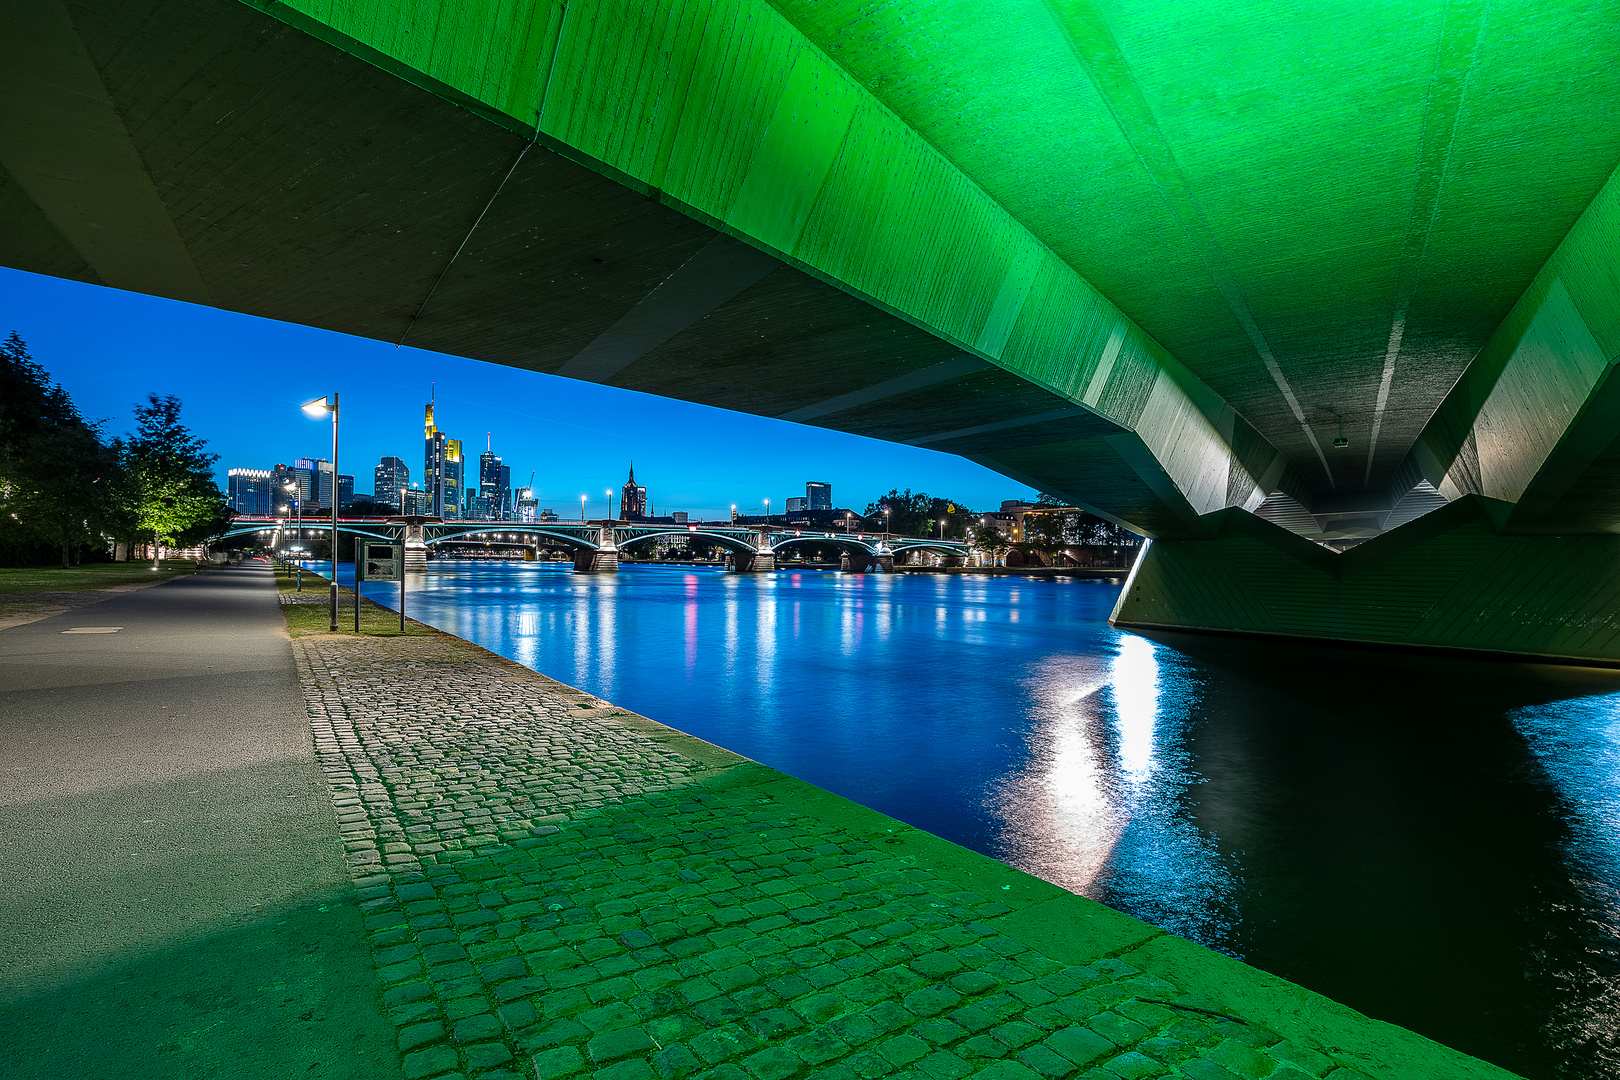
[{"xmin": 321, "ymin": 559, "xmax": 1619, "ymax": 1079}]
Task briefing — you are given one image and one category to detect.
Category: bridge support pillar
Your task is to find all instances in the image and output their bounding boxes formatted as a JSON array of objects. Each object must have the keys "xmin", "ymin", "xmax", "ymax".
[
  {"xmin": 403, "ymin": 523, "xmax": 428, "ymax": 570},
  {"xmin": 731, "ymin": 550, "xmax": 776, "ymax": 573},
  {"xmin": 523, "ymin": 546, "xmax": 537, "ymax": 562},
  {"xmin": 573, "ymin": 524, "xmax": 620, "ymax": 573},
  {"xmin": 1111, "ymin": 498, "xmax": 1620, "ymax": 664},
  {"xmin": 941, "ymin": 555, "xmax": 964, "ymax": 567},
  {"xmin": 875, "ymin": 555, "xmax": 894, "ymax": 572},
  {"xmin": 573, "ymin": 548, "xmax": 619, "ymax": 573}
]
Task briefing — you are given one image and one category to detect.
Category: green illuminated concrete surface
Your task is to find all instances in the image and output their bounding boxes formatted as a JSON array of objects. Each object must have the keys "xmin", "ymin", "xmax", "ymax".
[{"xmin": 2, "ymin": 0, "xmax": 1618, "ymax": 653}]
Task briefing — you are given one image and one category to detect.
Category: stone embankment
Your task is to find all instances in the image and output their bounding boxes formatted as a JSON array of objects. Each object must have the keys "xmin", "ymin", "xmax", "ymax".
[{"xmin": 290, "ymin": 626, "xmax": 1516, "ymax": 1080}]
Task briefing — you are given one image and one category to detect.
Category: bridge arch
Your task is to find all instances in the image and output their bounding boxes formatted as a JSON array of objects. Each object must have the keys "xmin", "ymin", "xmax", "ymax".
[
  {"xmin": 616, "ymin": 528, "xmax": 761, "ymax": 556},
  {"xmin": 424, "ymin": 526, "xmax": 597, "ymax": 552},
  {"xmin": 766, "ymin": 535, "xmax": 880, "ymax": 558}
]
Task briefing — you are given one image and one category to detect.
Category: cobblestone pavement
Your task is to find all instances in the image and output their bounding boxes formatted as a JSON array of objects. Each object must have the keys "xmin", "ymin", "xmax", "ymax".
[{"xmin": 292, "ymin": 631, "xmax": 1504, "ymax": 1080}]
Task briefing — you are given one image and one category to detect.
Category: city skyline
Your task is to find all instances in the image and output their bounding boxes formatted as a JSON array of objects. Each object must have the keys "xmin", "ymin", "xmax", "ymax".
[{"xmin": 2, "ymin": 268, "xmax": 1038, "ymax": 521}]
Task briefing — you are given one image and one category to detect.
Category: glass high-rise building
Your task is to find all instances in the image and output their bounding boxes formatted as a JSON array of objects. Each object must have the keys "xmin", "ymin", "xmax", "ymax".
[
  {"xmin": 806, "ymin": 481, "xmax": 832, "ymax": 510},
  {"xmin": 227, "ymin": 468, "xmax": 274, "ymax": 515},
  {"xmin": 423, "ymin": 397, "xmax": 462, "ymax": 518},
  {"xmin": 375, "ymin": 456, "xmax": 409, "ymax": 511},
  {"xmin": 290, "ymin": 458, "xmax": 335, "ymax": 509}
]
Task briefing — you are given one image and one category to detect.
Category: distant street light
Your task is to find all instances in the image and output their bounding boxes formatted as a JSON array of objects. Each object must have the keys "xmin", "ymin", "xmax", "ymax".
[
  {"xmin": 606, "ymin": 489, "xmax": 614, "ymax": 520},
  {"xmin": 284, "ymin": 480, "xmax": 302, "ymax": 590},
  {"xmin": 301, "ymin": 393, "xmax": 339, "ymax": 630},
  {"xmin": 763, "ymin": 498, "xmax": 770, "ymax": 525},
  {"xmin": 884, "ymin": 507, "xmax": 891, "ymax": 546},
  {"xmin": 580, "ymin": 494, "xmax": 586, "ymax": 522}
]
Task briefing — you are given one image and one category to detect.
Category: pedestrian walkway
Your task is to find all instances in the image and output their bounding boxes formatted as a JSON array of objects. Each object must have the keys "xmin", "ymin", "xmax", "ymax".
[
  {"xmin": 0, "ymin": 563, "xmax": 399, "ymax": 1079},
  {"xmin": 293, "ymin": 625, "xmax": 1519, "ymax": 1080}
]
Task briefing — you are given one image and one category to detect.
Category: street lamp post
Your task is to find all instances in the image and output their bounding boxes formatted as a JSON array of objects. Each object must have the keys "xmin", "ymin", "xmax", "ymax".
[
  {"xmin": 284, "ymin": 481, "xmax": 302, "ymax": 590},
  {"xmin": 580, "ymin": 494, "xmax": 586, "ymax": 523},
  {"xmin": 763, "ymin": 498, "xmax": 770, "ymax": 525},
  {"xmin": 301, "ymin": 393, "xmax": 339, "ymax": 630},
  {"xmin": 606, "ymin": 489, "xmax": 614, "ymax": 520},
  {"xmin": 884, "ymin": 507, "xmax": 891, "ymax": 546}
]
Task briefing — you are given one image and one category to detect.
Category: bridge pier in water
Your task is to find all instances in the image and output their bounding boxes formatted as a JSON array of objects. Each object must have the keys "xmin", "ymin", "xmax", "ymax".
[
  {"xmin": 571, "ymin": 523, "xmax": 620, "ymax": 573},
  {"xmin": 840, "ymin": 553, "xmax": 895, "ymax": 573},
  {"xmin": 403, "ymin": 522, "xmax": 428, "ymax": 571},
  {"xmin": 728, "ymin": 550, "xmax": 776, "ymax": 573}
]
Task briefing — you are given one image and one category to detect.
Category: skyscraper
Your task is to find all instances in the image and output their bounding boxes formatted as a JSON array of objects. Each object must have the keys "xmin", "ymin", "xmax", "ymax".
[
  {"xmin": 806, "ymin": 481, "xmax": 832, "ymax": 511},
  {"xmin": 375, "ymin": 456, "xmax": 409, "ymax": 511},
  {"xmin": 477, "ymin": 439, "xmax": 504, "ymax": 521},
  {"xmin": 424, "ymin": 395, "xmax": 461, "ymax": 519},
  {"xmin": 227, "ymin": 468, "xmax": 274, "ymax": 515},
  {"xmin": 443, "ymin": 439, "xmax": 463, "ymax": 519},
  {"xmin": 290, "ymin": 458, "xmax": 335, "ymax": 509},
  {"xmin": 619, "ymin": 463, "xmax": 647, "ymax": 520},
  {"xmin": 402, "ymin": 486, "xmax": 431, "ymax": 516}
]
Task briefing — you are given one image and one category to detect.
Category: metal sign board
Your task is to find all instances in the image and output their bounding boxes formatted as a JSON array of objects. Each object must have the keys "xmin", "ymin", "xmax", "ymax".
[{"xmin": 363, "ymin": 542, "xmax": 402, "ymax": 581}]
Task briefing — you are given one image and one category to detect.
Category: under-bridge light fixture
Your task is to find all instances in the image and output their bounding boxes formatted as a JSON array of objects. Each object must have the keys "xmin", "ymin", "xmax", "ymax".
[{"xmin": 1332, "ymin": 415, "xmax": 1348, "ymax": 449}]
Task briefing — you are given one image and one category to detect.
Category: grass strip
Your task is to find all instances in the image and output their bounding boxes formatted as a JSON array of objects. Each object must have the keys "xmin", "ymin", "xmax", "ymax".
[
  {"xmin": 0, "ymin": 561, "xmax": 201, "ymax": 593},
  {"xmin": 274, "ymin": 563, "xmax": 433, "ymax": 638}
]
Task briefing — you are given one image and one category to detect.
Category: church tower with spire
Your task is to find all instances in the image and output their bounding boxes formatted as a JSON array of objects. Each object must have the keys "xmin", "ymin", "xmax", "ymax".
[{"xmin": 620, "ymin": 463, "xmax": 647, "ymax": 520}]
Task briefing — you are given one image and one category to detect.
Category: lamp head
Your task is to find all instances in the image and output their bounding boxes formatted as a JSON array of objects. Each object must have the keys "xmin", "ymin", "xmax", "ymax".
[{"xmin": 301, "ymin": 394, "xmax": 335, "ymax": 418}]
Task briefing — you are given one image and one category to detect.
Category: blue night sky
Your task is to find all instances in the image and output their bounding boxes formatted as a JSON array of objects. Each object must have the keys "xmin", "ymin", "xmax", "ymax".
[{"xmin": 1, "ymin": 268, "xmax": 1037, "ymax": 521}]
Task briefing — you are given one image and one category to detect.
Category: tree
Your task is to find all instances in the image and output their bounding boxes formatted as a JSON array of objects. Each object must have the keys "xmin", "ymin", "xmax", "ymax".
[
  {"xmin": 972, "ymin": 524, "xmax": 1010, "ymax": 565},
  {"xmin": 861, "ymin": 489, "xmax": 976, "ymax": 539},
  {"xmin": 0, "ymin": 333, "xmax": 121, "ymax": 567},
  {"xmin": 1022, "ymin": 494, "xmax": 1074, "ymax": 558},
  {"xmin": 117, "ymin": 394, "xmax": 225, "ymax": 568}
]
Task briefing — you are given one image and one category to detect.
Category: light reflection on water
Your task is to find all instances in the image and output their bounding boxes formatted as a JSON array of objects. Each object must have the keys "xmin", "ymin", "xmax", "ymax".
[{"xmin": 328, "ymin": 560, "xmax": 1620, "ymax": 1079}]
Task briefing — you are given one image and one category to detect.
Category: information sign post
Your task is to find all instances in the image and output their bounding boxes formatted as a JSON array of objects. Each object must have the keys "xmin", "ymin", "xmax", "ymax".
[{"xmin": 363, "ymin": 542, "xmax": 405, "ymax": 632}]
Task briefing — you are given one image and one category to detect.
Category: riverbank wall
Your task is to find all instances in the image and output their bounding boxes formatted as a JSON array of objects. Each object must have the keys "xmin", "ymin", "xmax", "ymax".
[{"xmin": 281, "ymin": 572, "xmax": 1517, "ymax": 1080}]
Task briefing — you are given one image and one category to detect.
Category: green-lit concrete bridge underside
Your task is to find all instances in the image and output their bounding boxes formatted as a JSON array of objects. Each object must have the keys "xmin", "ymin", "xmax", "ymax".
[{"xmin": 5, "ymin": 0, "xmax": 1620, "ymax": 660}]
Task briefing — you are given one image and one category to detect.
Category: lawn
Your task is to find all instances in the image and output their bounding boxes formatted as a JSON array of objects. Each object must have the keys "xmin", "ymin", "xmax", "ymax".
[
  {"xmin": 0, "ymin": 561, "xmax": 202, "ymax": 593},
  {"xmin": 275, "ymin": 563, "xmax": 433, "ymax": 638}
]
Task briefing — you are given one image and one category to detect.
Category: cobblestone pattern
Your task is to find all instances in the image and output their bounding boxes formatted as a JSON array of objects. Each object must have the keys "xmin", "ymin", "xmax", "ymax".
[
  {"xmin": 293, "ymin": 633, "xmax": 1370, "ymax": 1080},
  {"xmin": 281, "ymin": 590, "xmax": 333, "ymax": 605}
]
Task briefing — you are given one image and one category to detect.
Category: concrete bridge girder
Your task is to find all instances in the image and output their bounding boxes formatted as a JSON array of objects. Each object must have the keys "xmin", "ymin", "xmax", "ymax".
[
  {"xmin": 0, "ymin": 0, "xmax": 1300, "ymax": 544},
  {"xmin": 22, "ymin": 1, "xmax": 1620, "ymax": 659}
]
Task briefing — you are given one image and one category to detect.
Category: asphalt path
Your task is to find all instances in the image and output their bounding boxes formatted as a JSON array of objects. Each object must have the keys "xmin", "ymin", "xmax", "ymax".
[{"xmin": 0, "ymin": 562, "xmax": 399, "ymax": 1079}]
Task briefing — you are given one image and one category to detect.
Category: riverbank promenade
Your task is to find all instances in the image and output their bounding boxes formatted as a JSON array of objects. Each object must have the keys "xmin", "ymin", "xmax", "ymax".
[
  {"xmin": 3, "ymin": 566, "xmax": 1513, "ymax": 1080},
  {"xmin": 0, "ymin": 564, "xmax": 399, "ymax": 1078}
]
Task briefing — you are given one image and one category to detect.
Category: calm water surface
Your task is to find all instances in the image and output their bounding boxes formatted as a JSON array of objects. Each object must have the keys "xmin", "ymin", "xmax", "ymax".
[{"xmin": 330, "ymin": 561, "xmax": 1620, "ymax": 1079}]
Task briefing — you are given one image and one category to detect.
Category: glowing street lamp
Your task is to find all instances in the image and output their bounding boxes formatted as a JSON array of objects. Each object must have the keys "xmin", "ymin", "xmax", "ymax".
[
  {"xmin": 580, "ymin": 494, "xmax": 587, "ymax": 522},
  {"xmin": 606, "ymin": 489, "xmax": 614, "ymax": 521},
  {"xmin": 284, "ymin": 480, "xmax": 302, "ymax": 589},
  {"xmin": 300, "ymin": 393, "xmax": 339, "ymax": 630},
  {"xmin": 763, "ymin": 498, "xmax": 770, "ymax": 525}
]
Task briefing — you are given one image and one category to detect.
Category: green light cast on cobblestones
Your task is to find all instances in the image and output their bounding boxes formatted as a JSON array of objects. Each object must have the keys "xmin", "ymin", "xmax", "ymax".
[{"xmin": 285, "ymin": 618, "xmax": 1514, "ymax": 1080}]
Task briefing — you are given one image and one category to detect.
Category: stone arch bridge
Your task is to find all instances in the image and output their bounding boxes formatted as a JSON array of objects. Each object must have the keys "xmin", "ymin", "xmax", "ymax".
[{"xmin": 215, "ymin": 517, "xmax": 968, "ymax": 574}]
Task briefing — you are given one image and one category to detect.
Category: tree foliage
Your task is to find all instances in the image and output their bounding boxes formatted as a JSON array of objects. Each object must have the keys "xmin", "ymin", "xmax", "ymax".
[
  {"xmin": 1023, "ymin": 492, "xmax": 1143, "ymax": 554},
  {"xmin": 860, "ymin": 488, "xmax": 976, "ymax": 540},
  {"xmin": 972, "ymin": 524, "xmax": 1011, "ymax": 560},
  {"xmin": 0, "ymin": 333, "xmax": 120, "ymax": 566},
  {"xmin": 116, "ymin": 394, "xmax": 225, "ymax": 563}
]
